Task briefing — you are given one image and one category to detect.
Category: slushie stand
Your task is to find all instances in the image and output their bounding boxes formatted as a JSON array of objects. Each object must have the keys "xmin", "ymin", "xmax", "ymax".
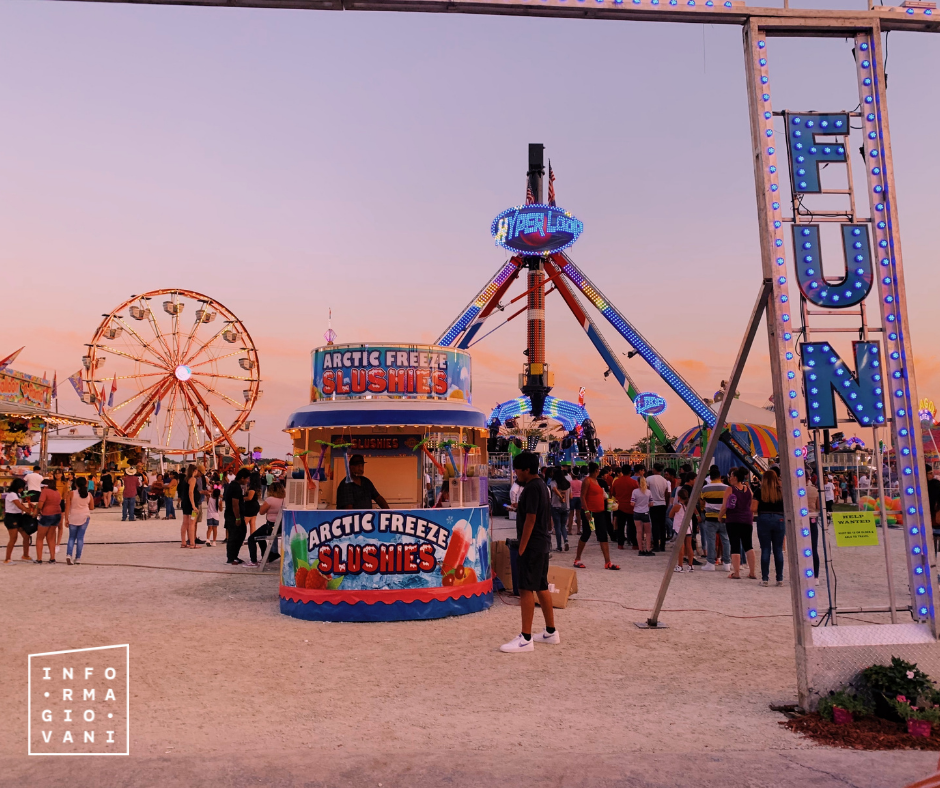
[{"xmin": 281, "ymin": 343, "xmax": 493, "ymax": 622}]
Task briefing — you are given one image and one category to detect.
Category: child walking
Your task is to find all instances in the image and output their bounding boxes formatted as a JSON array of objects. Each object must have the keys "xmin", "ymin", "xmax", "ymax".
[
  {"xmin": 206, "ymin": 487, "xmax": 222, "ymax": 547},
  {"xmin": 671, "ymin": 488, "xmax": 694, "ymax": 572}
]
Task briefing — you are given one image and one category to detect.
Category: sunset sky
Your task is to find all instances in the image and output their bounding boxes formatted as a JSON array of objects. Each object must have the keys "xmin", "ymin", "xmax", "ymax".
[{"xmin": 2, "ymin": 0, "xmax": 938, "ymax": 457}]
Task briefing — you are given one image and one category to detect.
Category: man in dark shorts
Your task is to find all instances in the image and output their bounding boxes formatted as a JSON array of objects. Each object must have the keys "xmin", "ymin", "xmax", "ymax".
[
  {"xmin": 224, "ymin": 468, "xmax": 251, "ymax": 565},
  {"xmin": 500, "ymin": 452, "xmax": 559, "ymax": 653}
]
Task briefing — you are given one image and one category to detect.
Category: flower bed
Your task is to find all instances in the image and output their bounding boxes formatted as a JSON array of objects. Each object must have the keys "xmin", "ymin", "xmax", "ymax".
[
  {"xmin": 783, "ymin": 713, "xmax": 940, "ymax": 751},
  {"xmin": 781, "ymin": 657, "xmax": 940, "ymax": 751}
]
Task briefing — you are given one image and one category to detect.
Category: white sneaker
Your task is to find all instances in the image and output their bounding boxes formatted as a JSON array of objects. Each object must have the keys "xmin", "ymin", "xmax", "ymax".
[
  {"xmin": 723, "ymin": 564, "xmax": 733, "ymax": 572},
  {"xmin": 701, "ymin": 562, "xmax": 716, "ymax": 571},
  {"xmin": 499, "ymin": 634, "xmax": 535, "ymax": 653},
  {"xmin": 533, "ymin": 630, "xmax": 561, "ymax": 645},
  {"xmin": 243, "ymin": 561, "xmax": 259, "ymax": 567}
]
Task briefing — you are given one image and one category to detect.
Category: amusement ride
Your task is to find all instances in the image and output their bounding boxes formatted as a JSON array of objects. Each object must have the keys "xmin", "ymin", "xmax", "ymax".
[
  {"xmin": 437, "ymin": 144, "xmax": 764, "ymax": 473},
  {"xmin": 81, "ymin": 289, "xmax": 261, "ymax": 458}
]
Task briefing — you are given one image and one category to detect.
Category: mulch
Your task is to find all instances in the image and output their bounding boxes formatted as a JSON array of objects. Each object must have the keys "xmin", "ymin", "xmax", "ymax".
[{"xmin": 783, "ymin": 713, "xmax": 940, "ymax": 751}]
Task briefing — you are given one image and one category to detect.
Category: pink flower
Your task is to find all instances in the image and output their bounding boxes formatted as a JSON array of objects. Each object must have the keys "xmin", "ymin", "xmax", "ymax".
[{"xmin": 897, "ymin": 695, "xmax": 909, "ymax": 703}]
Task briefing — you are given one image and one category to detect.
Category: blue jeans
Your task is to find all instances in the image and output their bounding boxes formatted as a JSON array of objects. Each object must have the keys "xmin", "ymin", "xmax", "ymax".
[
  {"xmin": 551, "ymin": 507, "xmax": 569, "ymax": 550},
  {"xmin": 122, "ymin": 497, "xmax": 136, "ymax": 521},
  {"xmin": 165, "ymin": 497, "xmax": 175, "ymax": 518},
  {"xmin": 68, "ymin": 518, "xmax": 89, "ymax": 560},
  {"xmin": 756, "ymin": 512, "xmax": 786, "ymax": 582},
  {"xmin": 701, "ymin": 519, "xmax": 730, "ymax": 566}
]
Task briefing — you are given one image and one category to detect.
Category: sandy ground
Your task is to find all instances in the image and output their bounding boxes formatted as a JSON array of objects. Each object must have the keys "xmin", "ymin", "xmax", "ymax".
[{"xmin": 1, "ymin": 505, "xmax": 935, "ymax": 787}]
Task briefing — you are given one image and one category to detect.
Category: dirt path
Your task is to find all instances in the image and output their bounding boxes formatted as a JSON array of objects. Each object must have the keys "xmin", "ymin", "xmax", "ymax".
[{"xmin": 1, "ymin": 507, "xmax": 931, "ymax": 786}]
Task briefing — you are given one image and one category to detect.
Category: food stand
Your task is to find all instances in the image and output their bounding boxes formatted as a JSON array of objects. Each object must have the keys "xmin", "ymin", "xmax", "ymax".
[
  {"xmin": 280, "ymin": 343, "xmax": 492, "ymax": 622},
  {"xmin": 0, "ymin": 369, "xmax": 100, "ymax": 484},
  {"xmin": 46, "ymin": 433, "xmax": 150, "ymax": 475}
]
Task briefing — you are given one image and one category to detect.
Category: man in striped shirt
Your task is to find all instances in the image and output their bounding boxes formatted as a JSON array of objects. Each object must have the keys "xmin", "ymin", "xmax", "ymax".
[{"xmin": 699, "ymin": 466, "xmax": 731, "ymax": 571}]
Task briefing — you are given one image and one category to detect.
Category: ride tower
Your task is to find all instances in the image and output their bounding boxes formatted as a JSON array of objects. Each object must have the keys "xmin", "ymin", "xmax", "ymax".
[{"xmin": 519, "ymin": 144, "xmax": 554, "ymax": 420}]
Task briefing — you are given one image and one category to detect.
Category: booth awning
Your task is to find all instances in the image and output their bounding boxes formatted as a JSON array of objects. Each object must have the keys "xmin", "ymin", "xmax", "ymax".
[
  {"xmin": 45, "ymin": 434, "xmax": 151, "ymax": 456},
  {"xmin": 47, "ymin": 438, "xmax": 100, "ymax": 455},
  {"xmin": 286, "ymin": 399, "xmax": 487, "ymax": 430},
  {"xmin": 0, "ymin": 402, "xmax": 100, "ymax": 428}
]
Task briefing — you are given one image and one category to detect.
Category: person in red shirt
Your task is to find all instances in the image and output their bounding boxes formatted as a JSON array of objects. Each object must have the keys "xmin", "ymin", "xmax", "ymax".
[
  {"xmin": 121, "ymin": 467, "xmax": 140, "ymax": 522},
  {"xmin": 35, "ymin": 479, "xmax": 63, "ymax": 563},
  {"xmin": 572, "ymin": 462, "xmax": 620, "ymax": 570},
  {"xmin": 611, "ymin": 465, "xmax": 639, "ymax": 550}
]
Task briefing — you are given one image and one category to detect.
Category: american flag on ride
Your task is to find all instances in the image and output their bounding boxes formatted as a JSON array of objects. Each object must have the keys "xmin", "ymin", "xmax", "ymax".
[
  {"xmin": 155, "ymin": 398, "xmax": 161, "ymax": 416},
  {"xmin": 525, "ymin": 178, "xmax": 535, "ymax": 205},
  {"xmin": 109, "ymin": 374, "xmax": 117, "ymax": 407},
  {"xmin": 97, "ymin": 384, "xmax": 106, "ymax": 413},
  {"xmin": 67, "ymin": 370, "xmax": 84, "ymax": 399},
  {"xmin": 548, "ymin": 161, "xmax": 556, "ymax": 206}
]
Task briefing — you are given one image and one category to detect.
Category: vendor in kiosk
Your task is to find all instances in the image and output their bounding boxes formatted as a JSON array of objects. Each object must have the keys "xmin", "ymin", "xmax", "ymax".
[{"xmin": 336, "ymin": 454, "xmax": 389, "ymax": 510}]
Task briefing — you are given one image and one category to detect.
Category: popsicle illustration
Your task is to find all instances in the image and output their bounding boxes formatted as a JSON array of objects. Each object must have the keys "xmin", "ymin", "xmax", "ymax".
[
  {"xmin": 289, "ymin": 522, "xmax": 309, "ymax": 579},
  {"xmin": 441, "ymin": 519, "xmax": 472, "ymax": 577},
  {"xmin": 477, "ymin": 526, "xmax": 490, "ymax": 580}
]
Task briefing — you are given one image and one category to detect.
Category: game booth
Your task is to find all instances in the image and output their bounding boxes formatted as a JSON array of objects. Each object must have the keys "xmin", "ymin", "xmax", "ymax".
[{"xmin": 280, "ymin": 343, "xmax": 493, "ymax": 622}]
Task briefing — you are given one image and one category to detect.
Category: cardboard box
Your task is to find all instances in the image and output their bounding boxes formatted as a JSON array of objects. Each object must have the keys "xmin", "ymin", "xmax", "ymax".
[
  {"xmin": 538, "ymin": 565, "xmax": 579, "ymax": 609},
  {"xmin": 491, "ymin": 540, "xmax": 515, "ymax": 594}
]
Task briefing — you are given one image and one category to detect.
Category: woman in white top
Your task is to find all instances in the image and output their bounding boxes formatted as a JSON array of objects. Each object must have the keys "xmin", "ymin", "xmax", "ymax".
[
  {"xmin": 631, "ymin": 476, "xmax": 654, "ymax": 556},
  {"xmin": 548, "ymin": 467, "xmax": 571, "ymax": 552},
  {"xmin": 252, "ymin": 482, "xmax": 285, "ymax": 564},
  {"xmin": 4, "ymin": 477, "xmax": 34, "ymax": 563},
  {"xmin": 64, "ymin": 476, "xmax": 95, "ymax": 565}
]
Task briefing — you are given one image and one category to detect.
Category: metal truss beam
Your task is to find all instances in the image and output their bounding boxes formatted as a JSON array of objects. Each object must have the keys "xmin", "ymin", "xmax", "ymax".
[{"xmin": 47, "ymin": 0, "xmax": 940, "ymax": 34}]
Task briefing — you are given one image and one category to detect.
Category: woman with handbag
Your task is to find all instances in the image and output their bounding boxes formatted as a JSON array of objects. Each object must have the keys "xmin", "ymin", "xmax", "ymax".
[
  {"xmin": 719, "ymin": 468, "xmax": 756, "ymax": 580},
  {"xmin": 3, "ymin": 477, "xmax": 33, "ymax": 563},
  {"xmin": 572, "ymin": 462, "xmax": 620, "ymax": 570}
]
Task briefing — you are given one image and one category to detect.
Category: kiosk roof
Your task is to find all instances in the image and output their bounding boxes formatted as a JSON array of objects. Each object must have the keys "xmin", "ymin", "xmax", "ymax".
[{"xmin": 285, "ymin": 399, "xmax": 486, "ymax": 430}]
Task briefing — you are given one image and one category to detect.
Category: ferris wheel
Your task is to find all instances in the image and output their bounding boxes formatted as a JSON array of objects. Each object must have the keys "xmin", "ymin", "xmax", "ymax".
[{"xmin": 83, "ymin": 289, "xmax": 261, "ymax": 457}]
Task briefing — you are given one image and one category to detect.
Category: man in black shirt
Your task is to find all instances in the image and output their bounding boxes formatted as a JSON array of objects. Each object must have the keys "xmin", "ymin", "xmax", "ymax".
[
  {"xmin": 500, "ymin": 452, "xmax": 559, "ymax": 653},
  {"xmin": 335, "ymin": 455, "xmax": 389, "ymax": 510},
  {"xmin": 927, "ymin": 465, "xmax": 940, "ymax": 557},
  {"xmin": 224, "ymin": 468, "xmax": 251, "ymax": 565}
]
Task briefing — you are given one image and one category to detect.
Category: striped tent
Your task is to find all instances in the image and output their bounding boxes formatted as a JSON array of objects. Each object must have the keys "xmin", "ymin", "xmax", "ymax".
[{"xmin": 675, "ymin": 423, "xmax": 779, "ymax": 458}]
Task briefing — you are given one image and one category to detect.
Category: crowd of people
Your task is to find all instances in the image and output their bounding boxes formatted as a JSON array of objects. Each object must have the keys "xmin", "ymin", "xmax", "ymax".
[
  {"xmin": 1, "ymin": 463, "xmax": 286, "ymax": 567},
  {"xmin": 508, "ymin": 459, "xmax": 842, "ymax": 587},
  {"xmin": 496, "ymin": 451, "xmax": 940, "ymax": 652}
]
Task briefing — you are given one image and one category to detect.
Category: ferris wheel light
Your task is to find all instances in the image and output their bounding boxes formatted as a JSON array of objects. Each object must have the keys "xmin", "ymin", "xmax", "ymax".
[{"xmin": 175, "ymin": 365, "xmax": 193, "ymax": 382}]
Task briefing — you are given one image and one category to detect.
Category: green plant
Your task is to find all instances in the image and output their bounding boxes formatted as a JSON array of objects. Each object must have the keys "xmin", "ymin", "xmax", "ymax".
[
  {"xmin": 817, "ymin": 690, "xmax": 873, "ymax": 721},
  {"xmin": 890, "ymin": 695, "xmax": 940, "ymax": 724},
  {"xmin": 862, "ymin": 657, "xmax": 937, "ymax": 703}
]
